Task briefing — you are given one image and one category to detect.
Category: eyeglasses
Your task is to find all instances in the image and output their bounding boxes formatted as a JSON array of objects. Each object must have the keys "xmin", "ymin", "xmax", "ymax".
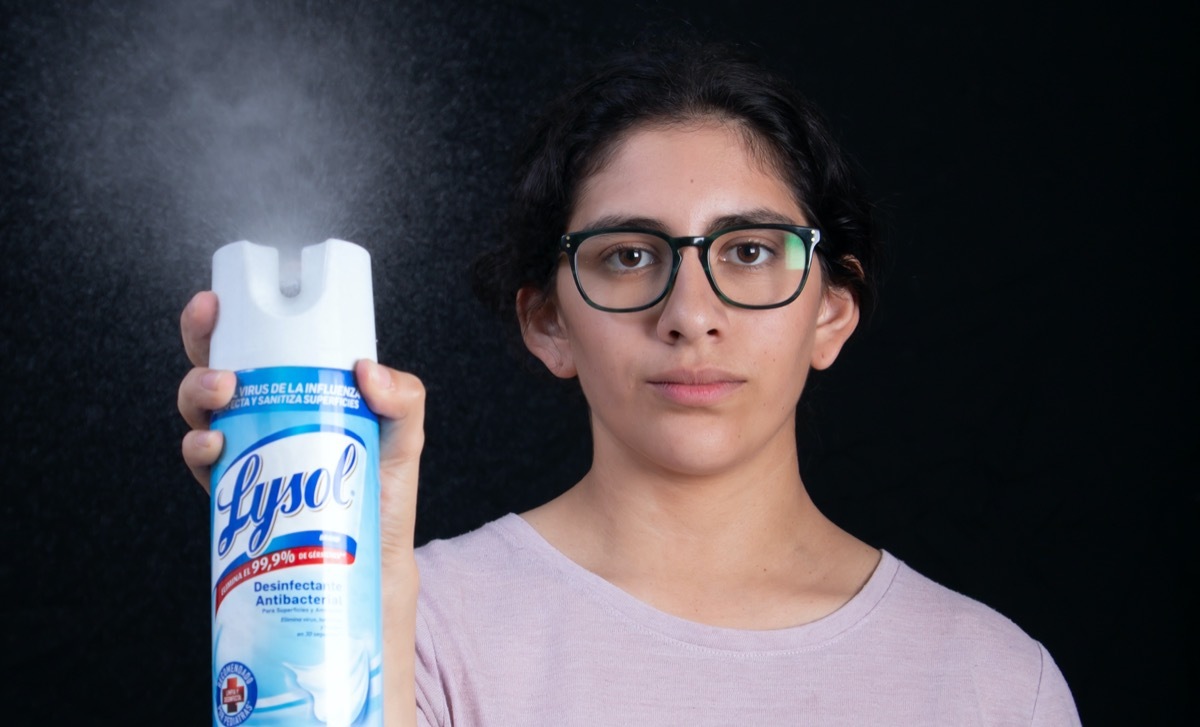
[{"xmin": 559, "ymin": 224, "xmax": 822, "ymax": 312}]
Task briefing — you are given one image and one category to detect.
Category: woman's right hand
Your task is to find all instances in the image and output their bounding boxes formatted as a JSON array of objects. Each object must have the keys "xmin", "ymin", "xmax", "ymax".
[{"xmin": 177, "ymin": 290, "xmax": 425, "ymax": 727}]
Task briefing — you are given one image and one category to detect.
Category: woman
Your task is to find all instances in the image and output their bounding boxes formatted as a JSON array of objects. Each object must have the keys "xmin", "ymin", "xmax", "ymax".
[{"xmin": 180, "ymin": 41, "xmax": 1080, "ymax": 725}]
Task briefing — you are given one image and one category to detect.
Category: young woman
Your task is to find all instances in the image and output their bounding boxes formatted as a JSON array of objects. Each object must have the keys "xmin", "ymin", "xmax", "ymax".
[{"xmin": 180, "ymin": 42, "xmax": 1080, "ymax": 726}]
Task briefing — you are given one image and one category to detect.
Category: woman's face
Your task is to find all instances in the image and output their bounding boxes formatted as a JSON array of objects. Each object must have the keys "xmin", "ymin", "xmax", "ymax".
[{"xmin": 521, "ymin": 120, "xmax": 859, "ymax": 479}]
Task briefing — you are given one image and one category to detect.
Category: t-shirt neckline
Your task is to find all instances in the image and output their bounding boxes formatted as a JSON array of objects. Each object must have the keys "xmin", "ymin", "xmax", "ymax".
[{"xmin": 493, "ymin": 512, "xmax": 900, "ymax": 654}]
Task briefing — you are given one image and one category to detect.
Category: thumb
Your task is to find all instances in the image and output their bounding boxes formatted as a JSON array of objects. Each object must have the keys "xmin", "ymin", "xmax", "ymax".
[{"xmin": 355, "ymin": 360, "xmax": 425, "ymax": 559}]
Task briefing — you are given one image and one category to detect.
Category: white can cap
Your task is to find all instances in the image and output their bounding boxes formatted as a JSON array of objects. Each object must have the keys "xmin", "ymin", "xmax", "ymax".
[{"xmin": 209, "ymin": 239, "xmax": 377, "ymax": 371}]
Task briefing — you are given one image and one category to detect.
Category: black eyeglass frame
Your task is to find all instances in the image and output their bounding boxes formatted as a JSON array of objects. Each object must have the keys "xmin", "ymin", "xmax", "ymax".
[{"xmin": 558, "ymin": 223, "xmax": 823, "ymax": 313}]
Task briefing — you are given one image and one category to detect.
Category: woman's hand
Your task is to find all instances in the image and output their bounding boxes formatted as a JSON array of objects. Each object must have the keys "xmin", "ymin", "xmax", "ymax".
[
  {"xmin": 177, "ymin": 290, "xmax": 423, "ymax": 727},
  {"xmin": 178, "ymin": 291, "xmax": 234, "ymax": 492},
  {"xmin": 354, "ymin": 358, "xmax": 424, "ymax": 727}
]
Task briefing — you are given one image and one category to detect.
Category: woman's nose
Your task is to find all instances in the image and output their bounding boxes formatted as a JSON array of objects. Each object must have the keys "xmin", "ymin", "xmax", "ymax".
[{"xmin": 655, "ymin": 249, "xmax": 727, "ymax": 343}]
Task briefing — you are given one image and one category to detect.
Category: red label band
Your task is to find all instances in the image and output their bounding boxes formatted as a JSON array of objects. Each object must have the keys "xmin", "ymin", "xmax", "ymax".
[{"xmin": 214, "ymin": 546, "xmax": 355, "ymax": 612}]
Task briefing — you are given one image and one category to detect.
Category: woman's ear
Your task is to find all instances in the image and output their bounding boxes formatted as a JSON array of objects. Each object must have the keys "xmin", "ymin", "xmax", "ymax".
[
  {"xmin": 517, "ymin": 286, "xmax": 577, "ymax": 379},
  {"xmin": 810, "ymin": 256, "xmax": 863, "ymax": 371}
]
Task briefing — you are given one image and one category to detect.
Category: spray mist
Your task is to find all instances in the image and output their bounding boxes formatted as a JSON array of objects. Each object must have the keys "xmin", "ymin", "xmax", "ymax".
[{"xmin": 208, "ymin": 239, "xmax": 383, "ymax": 726}]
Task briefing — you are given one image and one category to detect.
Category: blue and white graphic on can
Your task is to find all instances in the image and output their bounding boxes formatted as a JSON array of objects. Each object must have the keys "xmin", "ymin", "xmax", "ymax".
[{"xmin": 215, "ymin": 661, "xmax": 258, "ymax": 726}]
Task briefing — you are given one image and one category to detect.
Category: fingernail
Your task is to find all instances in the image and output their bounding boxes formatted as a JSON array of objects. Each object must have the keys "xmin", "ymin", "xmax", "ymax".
[
  {"xmin": 201, "ymin": 371, "xmax": 221, "ymax": 390},
  {"xmin": 370, "ymin": 362, "xmax": 392, "ymax": 389},
  {"xmin": 195, "ymin": 430, "xmax": 215, "ymax": 447}
]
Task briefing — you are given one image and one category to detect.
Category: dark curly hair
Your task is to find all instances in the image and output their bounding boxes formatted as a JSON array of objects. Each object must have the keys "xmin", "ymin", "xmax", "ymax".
[{"xmin": 471, "ymin": 39, "xmax": 878, "ymax": 334}]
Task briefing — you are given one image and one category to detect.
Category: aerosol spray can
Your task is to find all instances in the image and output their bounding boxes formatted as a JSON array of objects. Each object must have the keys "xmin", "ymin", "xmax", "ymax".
[{"xmin": 208, "ymin": 239, "xmax": 383, "ymax": 726}]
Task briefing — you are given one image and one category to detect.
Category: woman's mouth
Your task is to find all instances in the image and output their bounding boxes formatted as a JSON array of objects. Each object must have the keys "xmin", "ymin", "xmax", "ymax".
[{"xmin": 647, "ymin": 370, "xmax": 744, "ymax": 406}]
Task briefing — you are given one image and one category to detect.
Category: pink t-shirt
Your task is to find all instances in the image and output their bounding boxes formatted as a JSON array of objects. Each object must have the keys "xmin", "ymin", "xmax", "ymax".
[{"xmin": 414, "ymin": 514, "xmax": 1080, "ymax": 726}]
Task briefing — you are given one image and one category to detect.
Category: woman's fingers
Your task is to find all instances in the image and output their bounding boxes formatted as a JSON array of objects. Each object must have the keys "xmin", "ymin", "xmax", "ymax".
[
  {"xmin": 178, "ymin": 291, "xmax": 228, "ymax": 491},
  {"xmin": 177, "ymin": 350, "xmax": 235, "ymax": 491},
  {"xmin": 182, "ymin": 290, "xmax": 219, "ymax": 368},
  {"xmin": 182, "ymin": 429, "xmax": 224, "ymax": 495},
  {"xmin": 177, "ymin": 367, "xmax": 234, "ymax": 491},
  {"xmin": 178, "ymin": 367, "xmax": 236, "ymax": 432}
]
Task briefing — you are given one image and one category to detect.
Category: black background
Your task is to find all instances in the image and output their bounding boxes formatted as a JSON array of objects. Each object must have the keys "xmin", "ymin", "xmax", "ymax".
[{"xmin": 1, "ymin": 1, "xmax": 1193, "ymax": 724}]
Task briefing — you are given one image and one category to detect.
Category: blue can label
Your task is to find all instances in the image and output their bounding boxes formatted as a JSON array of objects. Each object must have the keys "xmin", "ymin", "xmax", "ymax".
[{"xmin": 211, "ymin": 367, "xmax": 382, "ymax": 726}]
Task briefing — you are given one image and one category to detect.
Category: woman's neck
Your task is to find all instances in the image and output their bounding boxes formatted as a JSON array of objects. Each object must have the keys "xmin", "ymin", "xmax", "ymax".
[{"xmin": 521, "ymin": 429, "xmax": 879, "ymax": 629}]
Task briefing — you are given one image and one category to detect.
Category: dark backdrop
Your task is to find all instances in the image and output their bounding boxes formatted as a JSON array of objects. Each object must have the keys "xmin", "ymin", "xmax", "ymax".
[{"xmin": 1, "ymin": 0, "xmax": 1193, "ymax": 724}]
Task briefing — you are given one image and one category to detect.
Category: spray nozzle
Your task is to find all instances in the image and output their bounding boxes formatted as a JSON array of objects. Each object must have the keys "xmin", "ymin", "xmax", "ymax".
[{"xmin": 278, "ymin": 245, "xmax": 302, "ymax": 297}]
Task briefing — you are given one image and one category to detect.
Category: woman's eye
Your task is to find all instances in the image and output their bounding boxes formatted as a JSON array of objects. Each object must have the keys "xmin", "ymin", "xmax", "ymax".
[
  {"xmin": 605, "ymin": 247, "xmax": 657, "ymax": 270},
  {"xmin": 618, "ymin": 249, "xmax": 645, "ymax": 267},
  {"xmin": 725, "ymin": 242, "xmax": 774, "ymax": 266}
]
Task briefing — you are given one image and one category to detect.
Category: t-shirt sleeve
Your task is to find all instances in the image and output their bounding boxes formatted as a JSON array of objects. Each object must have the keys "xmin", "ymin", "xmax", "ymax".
[{"xmin": 1030, "ymin": 643, "xmax": 1081, "ymax": 727}]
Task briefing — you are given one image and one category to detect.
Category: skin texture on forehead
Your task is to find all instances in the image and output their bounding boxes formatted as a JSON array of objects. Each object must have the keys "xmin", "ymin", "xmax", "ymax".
[{"xmin": 570, "ymin": 116, "xmax": 811, "ymax": 235}]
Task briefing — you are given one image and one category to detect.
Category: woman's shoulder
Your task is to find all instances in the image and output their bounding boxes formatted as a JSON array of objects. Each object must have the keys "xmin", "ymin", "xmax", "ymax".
[
  {"xmin": 874, "ymin": 554, "xmax": 1078, "ymax": 724},
  {"xmin": 414, "ymin": 513, "xmax": 528, "ymax": 574},
  {"xmin": 882, "ymin": 555, "xmax": 1042, "ymax": 650},
  {"xmin": 413, "ymin": 513, "xmax": 558, "ymax": 601}
]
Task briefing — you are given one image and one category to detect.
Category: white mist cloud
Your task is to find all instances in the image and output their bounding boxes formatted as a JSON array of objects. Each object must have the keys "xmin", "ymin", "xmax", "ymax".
[{"xmin": 60, "ymin": 0, "xmax": 416, "ymax": 259}]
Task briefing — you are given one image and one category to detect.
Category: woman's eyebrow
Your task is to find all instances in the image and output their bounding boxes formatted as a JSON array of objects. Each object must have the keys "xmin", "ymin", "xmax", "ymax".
[
  {"xmin": 574, "ymin": 209, "xmax": 802, "ymax": 235},
  {"xmin": 708, "ymin": 209, "xmax": 800, "ymax": 230},
  {"xmin": 574, "ymin": 215, "xmax": 670, "ymax": 232}
]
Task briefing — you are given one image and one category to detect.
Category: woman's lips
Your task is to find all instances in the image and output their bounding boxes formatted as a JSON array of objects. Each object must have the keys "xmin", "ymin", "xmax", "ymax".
[{"xmin": 647, "ymin": 370, "xmax": 744, "ymax": 406}]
